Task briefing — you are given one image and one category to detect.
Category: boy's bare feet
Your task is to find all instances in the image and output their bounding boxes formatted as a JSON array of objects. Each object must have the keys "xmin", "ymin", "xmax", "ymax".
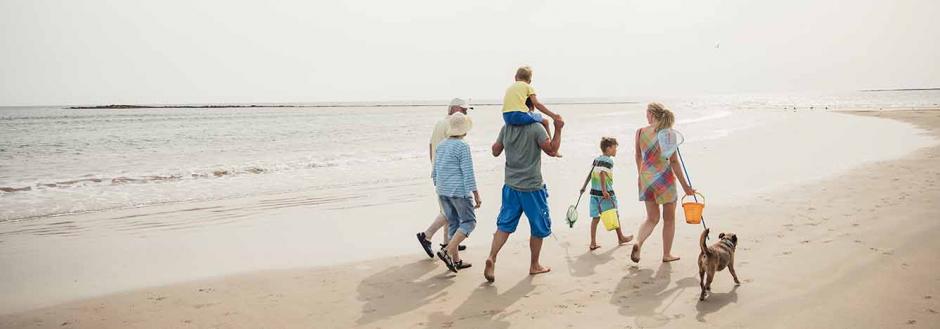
[
  {"xmin": 662, "ymin": 255, "xmax": 681, "ymax": 263},
  {"xmin": 618, "ymin": 235, "xmax": 634, "ymax": 246},
  {"xmin": 529, "ymin": 264, "xmax": 551, "ymax": 275},
  {"xmin": 484, "ymin": 258, "xmax": 495, "ymax": 283},
  {"xmin": 631, "ymin": 245, "xmax": 641, "ymax": 263}
]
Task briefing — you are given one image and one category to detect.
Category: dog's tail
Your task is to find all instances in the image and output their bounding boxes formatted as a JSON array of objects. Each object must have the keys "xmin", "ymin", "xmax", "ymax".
[{"xmin": 700, "ymin": 228, "xmax": 711, "ymax": 256}]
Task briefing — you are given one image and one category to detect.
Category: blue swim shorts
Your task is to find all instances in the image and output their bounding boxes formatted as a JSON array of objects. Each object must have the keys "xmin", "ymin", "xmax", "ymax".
[{"xmin": 496, "ymin": 184, "xmax": 552, "ymax": 238}]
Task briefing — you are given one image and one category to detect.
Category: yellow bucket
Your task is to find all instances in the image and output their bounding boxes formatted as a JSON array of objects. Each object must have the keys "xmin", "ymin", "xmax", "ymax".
[
  {"xmin": 600, "ymin": 208, "xmax": 620, "ymax": 231},
  {"xmin": 596, "ymin": 198, "xmax": 620, "ymax": 231},
  {"xmin": 681, "ymin": 192, "xmax": 705, "ymax": 224}
]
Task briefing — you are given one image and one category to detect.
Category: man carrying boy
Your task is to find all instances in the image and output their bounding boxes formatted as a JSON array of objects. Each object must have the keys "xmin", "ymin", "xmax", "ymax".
[
  {"xmin": 502, "ymin": 66, "xmax": 562, "ymax": 156},
  {"xmin": 485, "ymin": 113, "xmax": 565, "ymax": 282},
  {"xmin": 432, "ymin": 112, "xmax": 481, "ymax": 272}
]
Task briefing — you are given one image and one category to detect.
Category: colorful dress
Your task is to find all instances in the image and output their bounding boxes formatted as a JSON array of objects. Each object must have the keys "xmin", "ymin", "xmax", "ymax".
[
  {"xmin": 589, "ymin": 155, "xmax": 617, "ymax": 218},
  {"xmin": 637, "ymin": 127, "xmax": 677, "ymax": 204}
]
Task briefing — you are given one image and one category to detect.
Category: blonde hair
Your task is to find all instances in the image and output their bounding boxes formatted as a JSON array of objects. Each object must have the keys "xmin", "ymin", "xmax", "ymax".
[
  {"xmin": 515, "ymin": 66, "xmax": 532, "ymax": 83},
  {"xmin": 647, "ymin": 102, "xmax": 675, "ymax": 131}
]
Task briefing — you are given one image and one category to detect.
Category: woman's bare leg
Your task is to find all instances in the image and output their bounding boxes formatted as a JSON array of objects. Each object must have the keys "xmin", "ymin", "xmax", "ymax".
[
  {"xmin": 661, "ymin": 202, "xmax": 680, "ymax": 262},
  {"xmin": 631, "ymin": 201, "xmax": 661, "ymax": 262}
]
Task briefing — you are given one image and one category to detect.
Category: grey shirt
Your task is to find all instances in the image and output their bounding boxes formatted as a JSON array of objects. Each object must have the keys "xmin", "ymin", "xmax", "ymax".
[{"xmin": 497, "ymin": 124, "xmax": 549, "ymax": 191}]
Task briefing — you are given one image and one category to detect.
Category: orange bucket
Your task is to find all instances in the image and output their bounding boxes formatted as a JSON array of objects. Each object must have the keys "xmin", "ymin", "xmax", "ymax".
[{"xmin": 681, "ymin": 192, "xmax": 705, "ymax": 224}]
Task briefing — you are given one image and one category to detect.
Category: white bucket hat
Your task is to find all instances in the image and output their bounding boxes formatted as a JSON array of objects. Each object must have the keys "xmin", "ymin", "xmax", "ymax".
[{"xmin": 447, "ymin": 112, "xmax": 473, "ymax": 137}]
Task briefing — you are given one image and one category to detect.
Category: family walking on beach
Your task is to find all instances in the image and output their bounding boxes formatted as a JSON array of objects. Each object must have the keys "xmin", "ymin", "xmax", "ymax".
[{"xmin": 416, "ymin": 66, "xmax": 696, "ymax": 282}]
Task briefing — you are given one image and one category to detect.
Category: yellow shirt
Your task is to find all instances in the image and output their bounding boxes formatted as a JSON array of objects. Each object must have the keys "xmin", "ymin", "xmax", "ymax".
[{"xmin": 501, "ymin": 81, "xmax": 536, "ymax": 113}]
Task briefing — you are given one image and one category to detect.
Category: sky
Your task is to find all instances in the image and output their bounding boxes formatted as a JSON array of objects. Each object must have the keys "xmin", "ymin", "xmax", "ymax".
[{"xmin": 0, "ymin": 0, "xmax": 938, "ymax": 106}]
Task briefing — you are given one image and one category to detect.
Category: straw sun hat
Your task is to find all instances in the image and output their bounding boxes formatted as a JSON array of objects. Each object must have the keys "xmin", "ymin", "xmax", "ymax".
[{"xmin": 447, "ymin": 112, "xmax": 473, "ymax": 137}]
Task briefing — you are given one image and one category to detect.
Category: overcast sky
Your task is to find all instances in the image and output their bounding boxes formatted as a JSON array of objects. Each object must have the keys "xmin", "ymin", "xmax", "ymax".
[{"xmin": 0, "ymin": 0, "xmax": 937, "ymax": 106}]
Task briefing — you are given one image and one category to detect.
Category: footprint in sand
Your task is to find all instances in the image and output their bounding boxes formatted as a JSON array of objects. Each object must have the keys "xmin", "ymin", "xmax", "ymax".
[
  {"xmin": 800, "ymin": 240, "xmax": 811, "ymax": 244},
  {"xmin": 907, "ymin": 320, "xmax": 916, "ymax": 325},
  {"xmin": 781, "ymin": 251, "xmax": 792, "ymax": 256},
  {"xmin": 927, "ymin": 308, "xmax": 937, "ymax": 314}
]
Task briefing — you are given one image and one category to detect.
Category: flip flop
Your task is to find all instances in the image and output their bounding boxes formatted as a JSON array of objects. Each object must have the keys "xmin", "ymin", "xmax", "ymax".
[
  {"xmin": 416, "ymin": 232, "xmax": 433, "ymax": 258},
  {"xmin": 589, "ymin": 244, "xmax": 601, "ymax": 251},
  {"xmin": 631, "ymin": 245, "xmax": 641, "ymax": 263},
  {"xmin": 436, "ymin": 250, "xmax": 457, "ymax": 273},
  {"xmin": 529, "ymin": 267, "xmax": 551, "ymax": 275}
]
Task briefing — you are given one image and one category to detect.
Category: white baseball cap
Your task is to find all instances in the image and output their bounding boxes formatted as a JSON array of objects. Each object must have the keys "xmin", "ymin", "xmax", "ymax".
[{"xmin": 449, "ymin": 98, "xmax": 470, "ymax": 110}]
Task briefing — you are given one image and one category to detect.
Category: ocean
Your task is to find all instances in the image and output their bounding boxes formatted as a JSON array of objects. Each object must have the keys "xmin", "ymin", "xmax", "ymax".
[{"xmin": 2, "ymin": 90, "xmax": 939, "ymax": 222}]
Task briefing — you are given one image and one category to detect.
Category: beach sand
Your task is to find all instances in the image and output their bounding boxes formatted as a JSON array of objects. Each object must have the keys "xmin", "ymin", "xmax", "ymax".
[{"xmin": 2, "ymin": 110, "xmax": 940, "ymax": 328}]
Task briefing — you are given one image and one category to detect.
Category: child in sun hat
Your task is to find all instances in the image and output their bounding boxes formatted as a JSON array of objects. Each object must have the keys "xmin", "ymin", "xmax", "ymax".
[{"xmin": 432, "ymin": 112, "xmax": 482, "ymax": 273}]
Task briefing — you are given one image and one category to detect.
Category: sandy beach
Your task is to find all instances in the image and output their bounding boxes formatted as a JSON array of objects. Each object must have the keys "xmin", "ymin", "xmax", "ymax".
[{"xmin": 0, "ymin": 109, "xmax": 937, "ymax": 328}]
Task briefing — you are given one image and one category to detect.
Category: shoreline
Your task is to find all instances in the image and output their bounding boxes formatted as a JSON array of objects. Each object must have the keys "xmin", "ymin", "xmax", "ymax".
[{"xmin": 1, "ymin": 109, "xmax": 938, "ymax": 328}]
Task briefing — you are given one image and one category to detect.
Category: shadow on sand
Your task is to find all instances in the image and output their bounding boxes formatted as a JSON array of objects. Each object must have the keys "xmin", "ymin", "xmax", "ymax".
[
  {"xmin": 425, "ymin": 277, "xmax": 536, "ymax": 329},
  {"xmin": 696, "ymin": 285, "xmax": 739, "ymax": 322},
  {"xmin": 356, "ymin": 259, "xmax": 455, "ymax": 325},
  {"xmin": 566, "ymin": 246, "xmax": 619, "ymax": 277},
  {"xmin": 611, "ymin": 262, "xmax": 698, "ymax": 328}
]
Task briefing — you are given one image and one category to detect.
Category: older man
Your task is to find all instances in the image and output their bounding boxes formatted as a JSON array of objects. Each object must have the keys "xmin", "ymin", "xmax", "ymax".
[
  {"xmin": 416, "ymin": 98, "xmax": 470, "ymax": 258},
  {"xmin": 484, "ymin": 114, "xmax": 564, "ymax": 282}
]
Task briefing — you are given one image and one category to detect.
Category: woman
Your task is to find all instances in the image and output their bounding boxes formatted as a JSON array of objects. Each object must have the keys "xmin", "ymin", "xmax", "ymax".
[{"xmin": 631, "ymin": 102, "xmax": 696, "ymax": 263}]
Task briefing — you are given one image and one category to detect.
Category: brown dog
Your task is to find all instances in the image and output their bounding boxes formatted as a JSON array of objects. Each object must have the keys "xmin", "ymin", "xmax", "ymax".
[{"xmin": 698, "ymin": 228, "xmax": 740, "ymax": 301}]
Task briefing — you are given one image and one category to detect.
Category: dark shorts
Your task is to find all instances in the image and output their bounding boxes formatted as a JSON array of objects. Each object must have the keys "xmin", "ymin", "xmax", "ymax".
[
  {"xmin": 503, "ymin": 111, "xmax": 543, "ymax": 126},
  {"xmin": 496, "ymin": 184, "xmax": 552, "ymax": 238}
]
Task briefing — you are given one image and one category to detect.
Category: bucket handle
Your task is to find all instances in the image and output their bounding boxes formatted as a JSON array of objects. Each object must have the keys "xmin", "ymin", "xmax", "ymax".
[
  {"xmin": 595, "ymin": 196, "xmax": 618, "ymax": 212},
  {"xmin": 681, "ymin": 192, "xmax": 705, "ymax": 204}
]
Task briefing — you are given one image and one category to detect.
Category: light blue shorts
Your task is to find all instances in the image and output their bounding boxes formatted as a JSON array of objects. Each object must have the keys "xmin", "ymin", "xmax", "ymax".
[
  {"xmin": 589, "ymin": 195, "xmax": 618, "ymax": 218},
  {"xmin": 439, "ymin": 195, "xmax": 477, "ymax": 237}
]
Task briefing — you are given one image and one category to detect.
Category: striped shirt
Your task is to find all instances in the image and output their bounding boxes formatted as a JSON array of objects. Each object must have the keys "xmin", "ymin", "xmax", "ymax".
[
  {"xmin": 432, "ymin": 138, "xmax": 477, "ymax": 197},
  {"xmin": 591, "ymin": 155, "xmax": 614, "ymax": 193}
]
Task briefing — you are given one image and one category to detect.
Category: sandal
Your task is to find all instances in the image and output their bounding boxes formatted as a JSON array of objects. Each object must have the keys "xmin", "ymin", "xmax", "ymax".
[
  {"xmin": 416, "ymin": 232, "xmax": 433, "ymax": 258},
  {"xmin": 455, "ymin": 260, "xmax": 472, "ymax": 270},
  {"xmin": 436, "ymin": 250, "xmax": 458, "ymax": 273},
  {"xmin": 440, "ymin": 243, "xmax": 467, "ymax": 251}
]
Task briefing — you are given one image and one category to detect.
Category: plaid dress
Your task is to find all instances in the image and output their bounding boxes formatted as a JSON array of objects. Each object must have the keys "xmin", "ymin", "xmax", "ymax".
[{"xmin": 637, "ymin": 127, "xmax": 677, "ymax": 204}]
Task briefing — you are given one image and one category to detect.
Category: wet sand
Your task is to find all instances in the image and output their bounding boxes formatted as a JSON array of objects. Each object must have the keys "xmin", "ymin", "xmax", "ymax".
[{"xmin": 2, "ymin": 110, "xmax": 940, "ymax": 328}]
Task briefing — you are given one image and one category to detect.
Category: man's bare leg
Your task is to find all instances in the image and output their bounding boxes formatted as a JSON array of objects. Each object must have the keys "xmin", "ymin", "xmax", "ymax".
[
  {"xmin": 529, "ymin": 236, "xmax": 551, "ymax": 275},
  {"xmin": 485, "ymin": 231, "xmax": 510, "ymax": 282},
  {"xmin": 424, "ymin": 214, "xmax": 449, "ymax": 243}
]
